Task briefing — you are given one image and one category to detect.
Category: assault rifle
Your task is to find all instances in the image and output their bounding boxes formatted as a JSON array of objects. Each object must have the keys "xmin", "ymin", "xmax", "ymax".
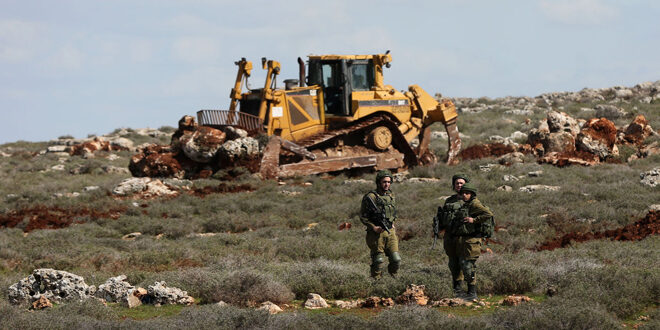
[
  {"xmin": 431, "ymin": 213, "xmax": 440, "ymax": 250},
  {"xmin": 365, "ymin": 195, "xmax": 392, "ymax": 234}
]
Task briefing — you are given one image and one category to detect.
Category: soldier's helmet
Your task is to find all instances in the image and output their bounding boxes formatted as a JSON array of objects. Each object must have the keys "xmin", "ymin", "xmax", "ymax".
[
  {"xmin": 375, "ymin": 170, "xmax": 393, "ymax": 183},
  {"xmin": 460, "ymin": 182, "xmax": 477, "ymax": 196},
  {"xmin": 451, "ymin": 173, "xmax": 470, "ymax": 186}
]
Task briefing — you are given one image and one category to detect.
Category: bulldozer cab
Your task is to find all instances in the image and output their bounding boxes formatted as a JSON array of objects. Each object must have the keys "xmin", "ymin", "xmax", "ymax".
[{"xmin": 307, "ymin": 57, "xmax": 375, "ymax": 116}]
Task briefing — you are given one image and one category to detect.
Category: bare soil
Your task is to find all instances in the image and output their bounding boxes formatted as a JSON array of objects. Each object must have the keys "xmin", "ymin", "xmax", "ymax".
[
  {"xmin": 537, "ymin": 210, "xmax": 659, "ymax": 251},
  {"xmin": 0, "ymin": 205, "xmax": 126, "ymax": 232}
]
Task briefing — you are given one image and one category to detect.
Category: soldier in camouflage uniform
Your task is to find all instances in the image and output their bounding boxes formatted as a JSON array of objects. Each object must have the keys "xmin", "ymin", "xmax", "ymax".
[
  {"xmin": 436, "ymin": 173, "xmax": 470, "ymax": 297},
  {"xmin": 360, "ymin": 170, "xmax": 400, "ymax": 278},
  {"xmin": 452, "ymin": 182, "xmax": 493, "ymax": 301}
]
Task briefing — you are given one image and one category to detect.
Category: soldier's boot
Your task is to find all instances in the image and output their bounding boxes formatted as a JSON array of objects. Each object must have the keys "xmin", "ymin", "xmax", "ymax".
[
  {"xmin": 387, "ymin": 252, "xmax": 401, "ymax": 278},
  {"xmin": 465, "ymin": 284, "xmax": 478, "ymax": 301},
  {"xmin": 453, "ymin": 280, "xmax": 465, "ymax": 297},
  {"xmin": 370, "ymin": 253, "xmax": 385, "ymax": 279}
]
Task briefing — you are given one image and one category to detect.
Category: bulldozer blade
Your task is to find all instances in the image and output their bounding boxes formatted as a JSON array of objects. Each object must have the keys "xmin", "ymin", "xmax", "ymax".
[
  {"xmin": 260, "ymin": 136, "xmax": 281, "ymax": 179},
  {"xmin": 445, "ymin": 118, "xmax": 461, "ymax": 165}
]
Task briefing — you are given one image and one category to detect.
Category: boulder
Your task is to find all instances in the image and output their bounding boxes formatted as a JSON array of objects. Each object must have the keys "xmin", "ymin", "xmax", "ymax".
[
  {"xmin": 395, "ymin": 284, "xmax": 428, "ymax": 306},
  {"xmin": 258, "ymin": 301, "xmax": 283, "ymax": 314},
  {"xmin": 547, "ymin": 111, "xmax": 580, "ymax": 136},
  {"xmin": 180, "ymin": 126, "xmax": 226, "ymax": 163},
  {"xmin": 640, "ymin": 168, "xmax": 660, "ymax": 187},
  {"xmin": 362, "ymin": 297, "xmax": 382, "ymax": 308},
  {"xmin": 576, "ymin": 118, "xmax": 618, "ymax": 159},
  {"xmin": 218, "ymin": 137, "xmax": 260, "ymax": 163},
  {"xmin": 108, "ymin": 137, "xmax": 135, "ymax": 150},
  {"xmin": 146, "ymin": 281, "xmax": 194, "ymax": 306},
  {"xmin": 112, "ymin": 177, "xmax": 178, "ymax": 198},
  {"xmin": 304, "ymin": 293, "xmax": 329, "ymax": 309},
  {"xmin": 498, "ymin": 152, "xmax": 525, "ymax": 165},
  {"xmin": 129, "ymin": 144, "xmax": 192, "ymax": 179},
  {"xmin": 333, "ymin": 299, "xmax": 364, "ymax": 309},
  {"xmin": 170, "ymin": 115, "xmax": 198, "ymax": 145},
  {"xmin": 8, "ymin": 269, "xmax": 96, "ymax": 305},
  {"xmin": 222, "ymin": 126, "xmax": 249, "ymax": 140},
  {"xmin": 544, "ymin": 132, "xmax": 576, "ymax": 153},
  {"xmin": 621, "ymin": 115, "xmax": 656, "ymax": 145},
  {"xmin": 497, "ymin": 185, "xmax": 513, "ymax": 192},
  {"xmin": 594, "ymin": 104, "xmax": 627, "ymax": 119},
  {"xmin": 95, "ymin": 275, "xmax": 134, "ymax": 303}
]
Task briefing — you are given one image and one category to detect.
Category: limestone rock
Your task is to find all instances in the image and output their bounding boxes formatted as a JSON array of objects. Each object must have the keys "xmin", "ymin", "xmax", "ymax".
[
  {"xmin": 544, "ymin": 132, "xmax": 576, "ymax": 154},
  {"xmin": 258, "ymin": 301, "xmax": 283, "ymax": 314},
  {"xmin": 396, "ymin": 284, "xmax": 428, "ymax": 306},
  {"xmin": 498, "ymin": 152, "xmax": 525, "ymax": 165},
  {"xmin": 31, "ymin": 296, "xmax": 53, "ymax": 310},
  {"xmin": 501, "ymin": 295, "xmax": 532, "ymax": 306},
  {"xmin": 304, "ymin": 293, "xmax": 329, "ymax": 309},
  {"xmin": 222, "ymin": 126, "xmax": 249, "ymax": 140},
  {"xmin": 547, "ymin": 111, "xmax": 580, "ymax": 136},
  {"xmin": 576, "ymin": 118, "xmax": 618, "ymax": 159},
  {"xmin": 363, "ymin": 296, "xmax": 382, "ymax": 308},
  {"xmin": 129, "ymin": 144, "xmax": 186, "ymax": 178},
  {"xmin": 333, "ymin": 299, "xmax": 364, "ymax": 309},
  {"xmin": 519, "ymin": 185, "xmax": 561, "ymax": 193},
  {"xmin": 430, "ymin": 298, "xmax": 472, "ymax": 307},
  {"xmin": 640, "ymin": 168, "xmax": 660, "ymax": 187},
  {"xmin": 538, "ymin": 151, "xmax": 599, "ymax": 166},
  {"xmin": 180, "ymin": 126, "xmax": 226, "ymax": 163},
  {"xmin": 594, "ymin": 104, "xmax": 627, "ymax": 119},
  {"xmin": 497, "ymin": 185, "xmax": 513, "ymax": 192},
  {"xmin": 95, "ymin": 275, "xmax": 134, "ymax": 303},
  {"xmin": 8, "ymin": 269, "xmax": 96, "ymax": 305},
  {"xmin": 146, "ymin": 281, "xmax": 194, "ymax": 306},
  {"xmin": 112, "ymin": 177, "xmax": 178, "ymax": 198},
  {"xmin": 621, "ymin": 115, "xmax": 656, "ymax": 145},
  {"xmin": 218, "ymin": 137, "xmax": 261, "ymax": 164}
]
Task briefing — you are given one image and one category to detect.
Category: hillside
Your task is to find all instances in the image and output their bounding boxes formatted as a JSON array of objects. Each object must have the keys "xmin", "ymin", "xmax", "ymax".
[{"xmin": 1, "ymin": 81, "xmax": 659, "ymax": 329}]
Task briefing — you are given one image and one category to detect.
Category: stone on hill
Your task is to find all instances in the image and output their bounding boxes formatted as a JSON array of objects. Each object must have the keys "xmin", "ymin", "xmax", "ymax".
[
  {"xmin": 180, "ymin": 126, "xmax": 226, "ymax": 163},
  {"xmin": 576, "ymin": 118, "xmax": 618, "ymax": 159},
  {"xmin": 304, "ymin": 293, "xmax": 329, "ymax": 309},
  {"xmin": 396, "ymin": 284, "xmax": 428, "ymax": 306},
  {"xmin": 640, "ymin": 168, "xmax": 660, "ymax": 187},
  {"xmin": 8, "ymin": 269, "xmax": 96, "ymax": 305},
  {"xmin": 547, "ymin": 111, "xmax": 580, "ymax": 136},
  {"xmin": 258, "ymin": 301, "xmax": 283, "ymax": 314},
  {"xmin": 95, "ymin": 275, "xmax": 134, "ymax": 303},
  {"xmin": 594, "ymin": 104, "xmax": 627, "ymax": 120},
  {"xmin": 146, "ymin": 281, "xmax": 194, "ymax": 306}
]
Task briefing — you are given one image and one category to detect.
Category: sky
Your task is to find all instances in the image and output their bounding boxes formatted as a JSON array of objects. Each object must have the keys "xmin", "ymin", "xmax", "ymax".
[{"xmin": 1, "ymin": 0, "xmax": 659, "ymax": 144}]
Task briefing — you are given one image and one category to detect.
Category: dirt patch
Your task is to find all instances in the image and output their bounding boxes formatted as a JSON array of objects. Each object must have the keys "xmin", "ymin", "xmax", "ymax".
[
  {"xmin": 537, "ymin": 210, "xmax": 659, "ymax": 251},
  {"xmin": 0, "ymin": 205, "xmax": 127, "ymax": 232},
  {"xmin": 190, "ymin": 183, "xmax": 256, "ymax": 197},
  {"xmin": 459, "ymin": 143, "xmax": 515, "ymax": 160}
]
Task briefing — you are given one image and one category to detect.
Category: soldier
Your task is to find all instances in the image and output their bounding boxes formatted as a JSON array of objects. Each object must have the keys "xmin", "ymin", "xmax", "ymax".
[
  {"xmin": 453, "ymin": 182, "xmax": 494, "ymax": 301},
  {"xmin": 360, "ymin": 170, "xmax": 400, "ymax": 279},
  {"xmin": 435, "ymin": 173, "xmax": 470, "ymax": 297}
]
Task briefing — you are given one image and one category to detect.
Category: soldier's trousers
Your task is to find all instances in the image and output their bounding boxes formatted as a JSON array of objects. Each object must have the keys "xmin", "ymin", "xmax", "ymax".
[
  {"xmin": 366, "ymin": 228, "xmax": 399, "ymax": 277},
  {"xmin": 443, "ymin": 234, "xmax": 463, "ymax": 282},
  {"xmin": 457, "ymin": 237, "xmax": 482, "ymax": 285}
]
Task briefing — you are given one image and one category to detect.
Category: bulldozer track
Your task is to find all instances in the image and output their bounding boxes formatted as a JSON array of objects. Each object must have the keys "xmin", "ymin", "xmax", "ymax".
[{"xmin": 296, "ymin": 115, "xmax": 419, "ymax": 166}]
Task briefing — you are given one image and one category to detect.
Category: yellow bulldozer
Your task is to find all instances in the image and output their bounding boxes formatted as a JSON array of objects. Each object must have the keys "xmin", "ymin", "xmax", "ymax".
[{"xmin": 197, "ymin": 51, "xmax": 461, "ymax": 178}]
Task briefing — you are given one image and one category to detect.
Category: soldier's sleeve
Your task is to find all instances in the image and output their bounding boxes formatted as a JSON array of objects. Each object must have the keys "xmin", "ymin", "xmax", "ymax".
[
  {"xmin": 470, "ymin": 199, "xmax": 494, "ymax": 224},
  {"xmin": 360, "ymin": 193, "xmax": 377, "ymax": 231}
]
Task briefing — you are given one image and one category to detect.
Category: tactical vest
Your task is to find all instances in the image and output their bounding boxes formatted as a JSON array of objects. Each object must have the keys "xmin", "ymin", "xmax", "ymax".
[
  {"xmin": 369, "ymin": 191, "xmax": 397, "ymax": 223},
  {"xmin": 450, "ymin": 204, "xmax": 474, "ymax": 236},
  {"xmin": 440, "ymin": 198, "xmax": 463, "ymax": 229}
]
